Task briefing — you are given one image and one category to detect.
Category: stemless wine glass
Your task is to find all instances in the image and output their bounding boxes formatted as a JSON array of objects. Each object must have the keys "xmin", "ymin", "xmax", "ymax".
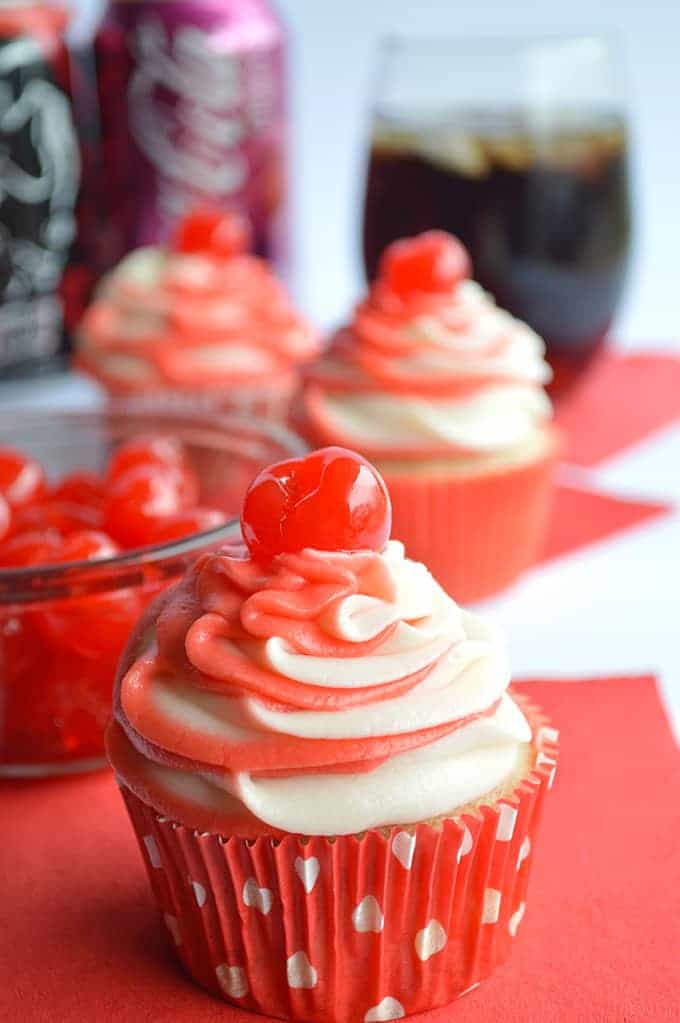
[{"xmin": 362, "ymin": 35, "xmax": 632, "ymax": 394}]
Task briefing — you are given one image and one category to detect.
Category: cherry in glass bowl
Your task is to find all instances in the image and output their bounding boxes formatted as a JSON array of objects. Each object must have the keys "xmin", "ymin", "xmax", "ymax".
[{"xmin": 0, "ymin": 403, "xmax": 305, "ymax": 777}]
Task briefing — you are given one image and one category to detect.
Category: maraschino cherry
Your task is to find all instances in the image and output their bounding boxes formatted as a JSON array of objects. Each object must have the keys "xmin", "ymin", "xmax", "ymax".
[
  {"xmin": 107, "ymin": 434, "xmax": 188, "ymax": 483},
  {"xmin": 0, "ymin": 494, "xmax": 10, "ymax": 543},
  {"xmin": 12, "ymin": 499, "xmax": 101, "ymax": 536},
  {"xmin": 0, "ymin": 447, "xmax": 46, "ymax": 507},
  {"xmin": 146, "ymin": 507, "xmax": 226, "ymax": 544},
  {"xmin": 51, "ymin": 471, "xmax": 106, "ymax": 511},
  {"xmin": 0, "ymin": 529, "xmax": 62, "ymax": 567},
  {"xmin": 104, "ymin": 465, "xmax": 198, "ymax": 548},
  {"xmin": 172, "ymin": 206, "xmax": 252, "ymax": 259},
  {"xmin": 241, "ymin": 446, "xmax": 391, "ymax": 563},
  {"xmin": 51, "ymin": 530, "xmax": 120, "ymax": 564},
  {"xmin": 379, "ymin": 230, "xmax": 471, "ymax": 297}
]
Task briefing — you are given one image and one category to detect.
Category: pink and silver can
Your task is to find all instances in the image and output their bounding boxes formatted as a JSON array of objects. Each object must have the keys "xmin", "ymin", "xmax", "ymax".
[{"xmin": 94, "ymin": 0, "xmax": 287, "ymax": 272}]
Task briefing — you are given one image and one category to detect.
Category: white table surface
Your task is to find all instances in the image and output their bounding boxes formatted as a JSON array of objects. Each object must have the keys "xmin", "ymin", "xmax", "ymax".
[{"xmin": 0, "ymin": 361, "xmax": 678, "ymax": 744}]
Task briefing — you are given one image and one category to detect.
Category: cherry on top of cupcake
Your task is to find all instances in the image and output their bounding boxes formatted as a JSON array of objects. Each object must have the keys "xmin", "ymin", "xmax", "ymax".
[
  {"xmin": 241, "ymin": 446, "xmax": 392, "ymax": 564},
  {"xmin": 378, "ymin": 230, "xmax": 472, "ymax": 299},
  {"xmin": 171, "ymin": 206, "xmax": 253, "ymax": 260},
  {"xmin": 0, "ymin": 435, "xmax": 229, "ymax": 568}
]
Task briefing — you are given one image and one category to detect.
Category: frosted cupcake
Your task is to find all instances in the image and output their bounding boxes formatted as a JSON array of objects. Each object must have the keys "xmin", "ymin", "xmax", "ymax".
[
  {"xmin": 77, "ymin": 209, "xmax": 319, "ymax": 421},
  {"xmin": 303, "ymin": 231, "xmax": 560, "ymax": 601},
  {"xmin": 107, "ymin": 446, "xmax": 558, "ymax": 1022}
]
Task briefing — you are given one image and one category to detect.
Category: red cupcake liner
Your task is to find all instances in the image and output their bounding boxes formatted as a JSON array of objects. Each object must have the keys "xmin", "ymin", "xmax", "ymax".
[
  {"xmin": 382, "ymin": 434, "xmax": 560, "ymax": 604},
  {"xmin": 118, "ymin": 701, "xmax": 557, "ymax": 1022}
]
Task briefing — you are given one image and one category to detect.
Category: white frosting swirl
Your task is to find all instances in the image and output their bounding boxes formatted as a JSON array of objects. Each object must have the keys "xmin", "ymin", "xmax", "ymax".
[
  {"xmin": 230, "ymin": 696, "xmax": 529, "ymax": 834},
  {"xmin": 317, "ymin": 386, "xmax": 552, "ymax": 453}
]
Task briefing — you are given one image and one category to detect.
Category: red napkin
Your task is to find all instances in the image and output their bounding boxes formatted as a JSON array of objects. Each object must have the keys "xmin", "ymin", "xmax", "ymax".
[
  {"xmin": 540, "ymin": 483, "xmax": 671, "ymax": 565},
  {"xmin": 555, "ymin": 350, "xmax": 680, "ymax": 467},
  {"xmin": 1, "ymin": 676, "xmax": 678, "ymax": 1022}
]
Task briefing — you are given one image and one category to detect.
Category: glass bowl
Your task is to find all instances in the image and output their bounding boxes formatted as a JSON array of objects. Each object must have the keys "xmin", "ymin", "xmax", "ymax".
[{"xmin": 0, "ymin": 403, "xmax": 305, "ymax": 777}]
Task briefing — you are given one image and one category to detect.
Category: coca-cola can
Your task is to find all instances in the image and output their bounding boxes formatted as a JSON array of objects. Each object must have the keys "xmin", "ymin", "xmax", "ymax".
[
  {"xmin": 0, "ymin": 4, "xmax": 82, "ymax": 377},
  {"xmin": 94, "ymin": 0, "xmax": 288, "ymax": 273}
]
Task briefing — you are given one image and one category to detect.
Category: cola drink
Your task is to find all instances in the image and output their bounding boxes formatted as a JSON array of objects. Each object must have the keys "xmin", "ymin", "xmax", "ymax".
[
  {"xmin": 363, "ymin": 111, "xmax": 631, "ymax": 393},
  {"xmin": 94, "ymin": 0, "xmax": 288, "ymax": 273},
  {"xmin": 0, "ymin": 5, "xmax": 82, "ymax": 377}
]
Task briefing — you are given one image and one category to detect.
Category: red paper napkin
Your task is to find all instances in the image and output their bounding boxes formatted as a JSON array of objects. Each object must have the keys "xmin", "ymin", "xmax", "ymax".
[
  {"xmin": 540, "ymin": 483, "xmax": 671, "ymax": 565},
  {"xmin": 555, "ymin": 350, "xmax": 680, "ymax": 467},
  {"xmin": 1, "ymin": 676, "xmax": 678, "ymax": 1022}
]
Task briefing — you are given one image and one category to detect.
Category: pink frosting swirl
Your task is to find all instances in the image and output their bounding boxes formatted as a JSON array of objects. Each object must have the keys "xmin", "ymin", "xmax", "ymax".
[
  {"xmin": 305, "ymin": 253, "xmax": 552, "ymax": 458},
  {"xmin": 78, "ymin": 248, "xmax": 319, "ymax": 393},
  {"xmin": 108, "ymin": 541, "xmax": 528, "ymax": 836}
]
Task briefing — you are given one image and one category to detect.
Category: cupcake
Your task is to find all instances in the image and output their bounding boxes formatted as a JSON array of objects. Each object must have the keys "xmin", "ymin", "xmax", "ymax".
[
  {"xmin": 107, "ymin": 446, "xmax": 558, "ymax": 1022},
  {"xmin": 303, "ymin": 231, "xmax": 560, "ymax": 602},
  {"xmin": 77, "ymin": 209, "xmax": 319, "ymax": 421}
]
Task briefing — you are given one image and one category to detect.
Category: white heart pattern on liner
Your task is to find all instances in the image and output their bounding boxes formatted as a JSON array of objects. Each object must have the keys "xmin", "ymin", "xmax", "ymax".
[
  {"xmin": 496, "ymin": 803, "xmax": 518, "ymax": 842},
  {"xmin": 508, "ymin": 902, "xmax": 526, "ymax": 937},
  {"xmin": 457, "ymin": 825, "xmax": 473, "ymax": 861},
  {"xmin": 482, "ymin": 888, "xmax": 501, "ymax": 924},
  {"xmin": 286, "ymin": 951, "xmax": 318, "ymax": 989},
  {"xmin": 415, "ymin": 919, "xmax": 447, "ymax": 961},
  {"xmin": 537, "ymin": 751, "xmax": 557, "ymax": 789},
  {"xmin": 142, "ymin": 834, "xmax": 162, "ymax": 869},
  {"xmin": 538, "ymin": 725, "xmax": 559, "ymax": 745},
  {"xmin": 391, "ymin": 831, "xmax": 416, "ymax": 870},
  {"xmin": 352, "ymin": 895, "xmax": 384, "ymax": 933},
  {"xmin": 294, "ymin": 856, "xmax": 320, "ymax": 893},
  {"xmin": 517, "ymin": 836, "xmax": 531, "ymax": 869},
  {"xmin": 242, "ymin": 877, "xmax": 273, "ymax": 915},
  {"xmin": 364, "ymin": 996, "xmax": 406, "ymax": 1021},
  {"xmin": 163, "ymin": 912, "xmax": 181, "ymax": 946},
  {"xmin": 190, "ymin": 880, "xmax": 207, "ymax": 907},
  {"xmin": 216, "ymin": 964, "xmax": 249, "ymax": 999}
]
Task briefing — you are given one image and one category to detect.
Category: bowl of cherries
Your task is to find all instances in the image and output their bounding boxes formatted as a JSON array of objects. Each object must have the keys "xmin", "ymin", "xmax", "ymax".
[{"xmin": 0, "ymin": 403, "xmax": 304, "ymax": 777}]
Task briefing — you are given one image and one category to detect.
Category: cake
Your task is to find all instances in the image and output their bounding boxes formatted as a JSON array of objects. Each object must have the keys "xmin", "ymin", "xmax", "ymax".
[
  {"xmin": 302, "ymin": 231, "xmax": 560, "ymax": 601},
  {"xmin": 107, "ymin": 445, "xmax": 558, "ymax": 1021},
  {"xmin": 78, "ymin": 208, "xmax": 319, "ymax": 421}
]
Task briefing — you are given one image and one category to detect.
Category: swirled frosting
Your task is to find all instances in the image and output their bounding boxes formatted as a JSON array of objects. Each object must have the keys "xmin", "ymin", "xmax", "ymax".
[
  {"xmin": 78, "ymin": 247, "xmax": 319, "ymax": 393},
  {"xmin": 108, "ymin": 540, "xmax": 532, "ymax": 837},
  {"xmin": 305, "ymin": 273, "xmax": 552, "ymax": 458}
]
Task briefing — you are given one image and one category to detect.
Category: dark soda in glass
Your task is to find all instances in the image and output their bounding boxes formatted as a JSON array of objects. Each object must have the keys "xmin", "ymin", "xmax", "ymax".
[{"xmin": 363, "ymin": 111, "xmax": 631, "ymax": 393}]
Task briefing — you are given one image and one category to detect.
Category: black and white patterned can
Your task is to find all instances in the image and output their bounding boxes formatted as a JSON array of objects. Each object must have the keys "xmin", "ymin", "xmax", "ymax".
[{"xmin": 0, "ymin": 5, "xmax": 80, "ymax": 378}]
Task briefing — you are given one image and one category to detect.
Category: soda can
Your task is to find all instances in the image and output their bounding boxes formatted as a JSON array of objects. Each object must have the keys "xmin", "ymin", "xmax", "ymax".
[
  {"xmin": 0, "ymin": 4, "xmax": 81, "ymax": 377},
  {"xmin": 95, "ymin": 0, "xmax": 288, "ymax": 272}
]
